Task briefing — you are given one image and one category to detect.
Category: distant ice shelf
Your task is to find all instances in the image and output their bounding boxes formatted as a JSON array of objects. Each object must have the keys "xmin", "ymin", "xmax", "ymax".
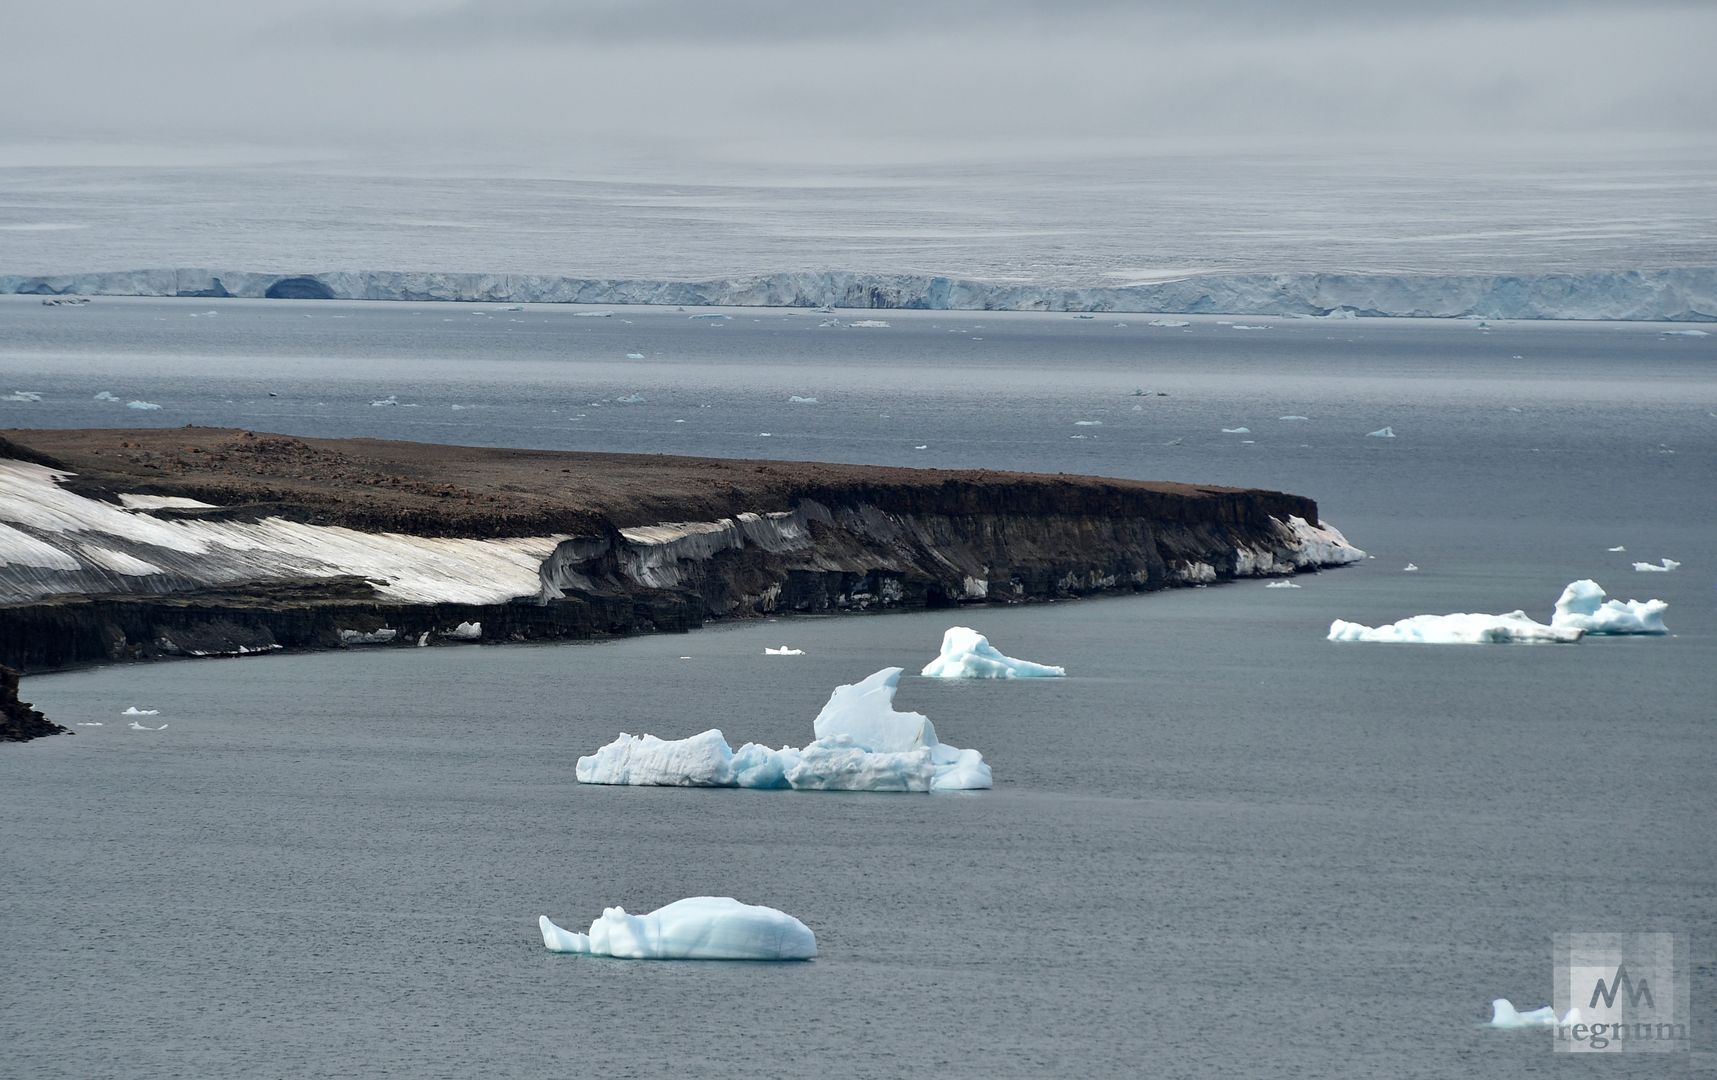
[{"xmin": 6, "ymin": 266, "xmax": 1714, "ymax": 322}]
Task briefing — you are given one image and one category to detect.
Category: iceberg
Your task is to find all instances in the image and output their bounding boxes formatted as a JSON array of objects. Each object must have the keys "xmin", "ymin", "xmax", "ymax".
[
  {"xmin": 1551, "ymin": 579, "xmax": 1667, "ymax": 635},
  {"xmin": 446, "ymin": 621, "xmax": 482, "ymax": 641},
  {"xmin": 126, "ymin": 400, "xmax": 162, "ymax": 411},
  {"xmin": 688, "ymin": 312, "xmax": 730, "ymax": 320},
  {"xmin": 1329, "ymin": 611, "xmax": 1582, "ymax": 644},
  {"xmin": 1147, "ymin": 319, "xmax": 1191, "ymax": 327},
  {"xmin": 625, "ymin": 352, "xmax": 645, "ymax": 359},
  {"xmin": 1661, "ymin": 329, "xmax": 1709, "ymax": 337},
  {"xmin": 576, "ymin": 668, "xmax": 990, "ymax": 793},
  {"xmin": 538, "ymin": 898, "xmax": 815, "ymax": 960},
  {"xmin": 1264, "ymin": 580, "xmax": 1301, "ymax": 589},
  {"xmin": 848, "ymin": 319, "xmax": 891, "ymax": 327},
  {"xmin": 787, "ymin": 395, "xmax": 819, "ymax": 404},
  {"xmin": 1367, "ymin": 426, "xmax": 1395, "ymax": 438},
  {"xmin": 763, "ymin": 645, "xmax": 804, "ymax": 655},
  {"xmin": 1488, "ymin": 999, "xmax": 1577, "ymax": 1029},
  {"xmin": 1403, "ymin": 563, "xmax": 1419, "ymax": 572},
  {"xmin": 1221, "ymin": 426, "xmax": 1251, "ymax": 434},
  {"xmin": 122, "ymin": 707, "xmax": 159, "ymax": 715},
  {"xmin": 1074, "ymin": 420, "xmax": 1103, "ymax": 426},
  {"xmin": 127, "ymin": 720, "xmax": 168, "ymax": 731},
  {"xmin": 1632, "ymin": 558, "xmax": 1679, "ymax": 572},
  {"xmin": 1278, "ymin": 415, "xmax": 1310, "ymax": 421},
  {"xmin": 614, "ymin": 393, "xmax": 646, "ymax": 404},
  {"xmin": 1607, "ymin": 545, "xmax": 1626, "ymax": 552},
  {"xmin": 920, "ymin": 626, "xmax": 1066, "ymax": 679},
  {"xmin": 4, "ymin": 391, "xmax": 44, "ymax": 402},
  {"xmin": 94, "ymin": 391, "xmax": 120, "ymax": 402}
]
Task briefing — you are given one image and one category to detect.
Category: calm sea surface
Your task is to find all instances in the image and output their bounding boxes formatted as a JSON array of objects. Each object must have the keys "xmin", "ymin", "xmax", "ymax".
[{"xmin": 2, "ymin": 297, "xmax": 1714, "ymax": 1078}]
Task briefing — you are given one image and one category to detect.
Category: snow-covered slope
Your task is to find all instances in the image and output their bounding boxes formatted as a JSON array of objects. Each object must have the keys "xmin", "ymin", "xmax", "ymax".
[{"xmin": 5, "ymin": 266, "xmax": 1713, "ymax": 321}]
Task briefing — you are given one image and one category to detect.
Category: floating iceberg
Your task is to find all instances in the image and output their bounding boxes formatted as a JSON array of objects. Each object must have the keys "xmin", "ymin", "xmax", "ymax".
[
  {"xmin": 122, "ymin": 706, "xmax": 159, "ymax": 716},
  {"xmin": 1607, "ymin": 545, "xmax": 1626, "ymax": 552},
  {"xmin": 94, "ymin": 390, "xmax": 120, "ymax": 402},
  {"xmin": 920, "ymin": 626, "xmax": 1065, "ymax": 679},
  {"xmin": 1329, "ymin": 611, "xmax": 1581, "ymax": 644},
  {"xmin": 688, "ymin": 312, "xmax": 731, "ymax": 320},
  {"xmin": 125, "ymin": 400, "xmax": 161, "ymax": 411},
  {"xmin": 787, "ymin": 395, "xmax": 819, "ymax": 404},
  {"xmin": 764, "ymin": 645, "xmax": 804, "ymax": 655},
  {"xmin": 1367, "ymin": 426, "xmax": 1395, "ymax": 438},
  {"xmin": 1661, "ymin": 329, "xmax": 1709, "ymax": 337},
  {"xmin": 3, "ymin": 391, "xmax": 44, "ymax": 402},
  {"xmin": 1403, "ymin": 563, "xmax": 1419, "ymax": 572},
  {"xmin": 1264, "ymin": 581, "xmax": 1301, "ymax": 589},
  {"xmin": 446, "ymin": 621, "xmax": 482, "ymax": 641},
  {"xmin": 1221, "ymin": 426, "xmax": 1251, "ymax": 434},
  {"xmin": 1074, "ymin": 420, "xmax": 1103, "ymax": 427},
  {"xmin": 127, "ymin": 721, "xmax": 168, "ymax": 731},
  {"xmin": 1278, "ymin": 415, "xmax": 1310, "ymax": 421},
  {"xmin": 625, "ymin": 352, "xmax": 645, "ymax": 359},
  {"xmin": 1633, "ymin": 558, "xmax": 1679, "ymax": 572},
  {"xmin": 370, "ymin": 395, "xmax": 401, "ymax": 407},
  {"xmin": 538, "ymin": 898, "xmax": 815, "ymax": 961},
  {"xmin": 848, "ymin": 319, "xmax": 891, "ymax": 328},
  {"xmin": 614, "ymin": 393, "xmax": 646, "ymax": 404},
  {"xmin": 1551, "ymin": 580, "xmax": 1667, "ymax": 635},
  {"xmin": 1147, "ymin": 319, "xmax": 1190, "ymax": 327},
  {"xmin": 576, "ymin": 668, "xmax": 990, "ymax": 793},
  {"xmin": 1488, "ymin": 999, "xmax": 1577, "ymax": 1029}
]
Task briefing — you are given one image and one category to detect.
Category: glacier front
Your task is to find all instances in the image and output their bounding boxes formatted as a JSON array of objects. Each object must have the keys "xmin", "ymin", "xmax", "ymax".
[
  {"xmin": 920, "ymin": 626, "xmax": 1066, "ymax": 679},
  {"xmin": 575, "ymin": 667, "xmax": 991, "ymax": 793},
  {"xmin": 1550, "ymin": 579, "xmax": 1668, "ymax": 635},
  {"xmin": 538, "ymin": 897, "xmax": 816, "ymax": 960}
]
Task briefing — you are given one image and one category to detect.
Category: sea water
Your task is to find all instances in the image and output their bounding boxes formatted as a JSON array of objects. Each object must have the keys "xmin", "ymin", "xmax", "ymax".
[{"xmin": 1, "ymin": 297, "xmax": 1713, "ymax": 1078}]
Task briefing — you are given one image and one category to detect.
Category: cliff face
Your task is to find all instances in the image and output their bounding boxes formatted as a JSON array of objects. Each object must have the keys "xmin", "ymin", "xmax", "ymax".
[
  {"xmin": 1, "ymin": 665, "xmax": 68, "ymax": 742},
  {"xmin": 0, "ymin": 430, "xmax": 1363, "ymax": 673}
]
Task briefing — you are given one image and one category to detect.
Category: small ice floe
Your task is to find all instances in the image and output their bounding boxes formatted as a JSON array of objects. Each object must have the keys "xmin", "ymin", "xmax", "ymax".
[
  {"xmin": 1231, "ymin": 324, "xmax": 1267, "ymax": 330},
  {"xmin": 1367, "ymin": 426, "xmax": 1395, "ymax": 438},
  {"xmin": 4, "ymin": 391, "xmax": 44, "ymax": 402},
  {"xmin": 126, "ymin": 400, "xmax": 162, "ymax": 410},
  {"xmin": 1403, "ymin": 563, "xmax": 1419, "ymax": 572},
  {"xmin": 1163, "ymin": 437, "xmax": 1183, "ymax": 446},
  {"xmin": 688, "ymin": 313, "xmax": 731, "ymax": 320},
  {"xmin": 500, "ymin": 305, "xmax": 523, "ymax": 312},
  {"xmin": 370, "ymin": 395, "xmax": 401, "ymax": 407},
  {"xmin": 446, "ymin": 621, "xmax": 482, "ymax": 641},
  {"xmin": 1221, "ymin": 426, "xmax": 1250, "ymax": 434},
  {"xmin": 1072, "ymin": 314, "xmax": 1096, "ymax": 319},
  {"xmin": 1074, "ymin": 420, "xmax": 1103, "ymax": 427},
  {"xmin": 1148, "ymin": 319, "xmax": 1190, "ymax": 328},
  {"xmin": 1607, "ymin": 545, "xmax": 1626, "ymax": 552},
  {"xmin": 539, "ymin": 898, "xmax": 816, "ymax": 961},
  {"xmin": 128, "ymin": 721, "xmax": 168, "ymax": 731},
  {"xmin": 1329, "ymin": 611, "xmax": 1581, "ymax": 644},
  {"xmin": 94, "ymin": 390, "xmax": 120, "ymax": 401},
  {"xmin": 848, "ymin": 319, "xmax": 891, "ymax": 328},
  {"xmin": 1488, "ymin": 999, "xmax": 1576, "ymax": 1029},
  {"xmin": 764, "ymin": 645, "xmax": 804, "ymax": 656},
  {"xmin": 1632, "ymin": 558, "xmax": 1680, "ymax": 572},
  {"xmin": 338, "ymin": 628, "xmax": 397, "ymax": 645},
  {"xmin": 77, "ymin": 722, "xmax": 104, "ymax": 726},
  {"xmin": 1551, "ymin": 579, "xmax": 1667, "ymax": 635},
  {"xmin": 577, "ymin": 668, "xmax": 990, "ymax": 792},
  {"xmin": 614, "ymin": 393, "xmax": 646, "ymax": 404},
  {"xmin": 1278, "ymin": 415, "xmax": 1310, "ymax": 421},
  {"xmin": 913, "ymin": 444, "xmax": 928, "ymax": 450},
  {"xmin": 920, "ymin": 626, "xmax": 1065, "ymax": 679},
  {"xmin": 788, "ymin": 395, "xmax": 819, "ymax": 404},
  {"xmin": 1264, "ymin": 581, "xmax": 1302, "ymax": 589},
  {"xmin": 625, "ymin": 352, "xmax": 645, "ymax": 359},
  {"xmin": 758, "ymin": 432, "xmax": 772, "ymax": 437},
  {"xmin": 572, "ymin": 310, "xmax": 613, "ymax": 317},
  {"xmin": 1661, "ymin": 329, "xmax": 1709, "ymax": 337},
  {"xmin": 122, "ymin": 707, "xmax": 159, "ymax": 716}
]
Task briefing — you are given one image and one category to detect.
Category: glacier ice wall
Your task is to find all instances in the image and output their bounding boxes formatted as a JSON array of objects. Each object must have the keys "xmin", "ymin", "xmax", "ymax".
[{"xmin": 4, "ymin": 266, "xmax": 1714, "ymax": 321}]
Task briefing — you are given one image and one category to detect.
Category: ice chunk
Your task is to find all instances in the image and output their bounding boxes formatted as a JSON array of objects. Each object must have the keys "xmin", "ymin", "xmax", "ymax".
[
  {"xmin": 572, "ymin": 310, "xmax": 613, "ymax": 317},
  {"xmin": 94, "ymin": 391, "xmax": 120, "ymax": 402},
  {"xmin": 3, "ymin": 391, "xmax": 44, "ymax": 402},
  {"xmin": 1221, "ymin": 426, "xmax": 1250, "ymax": 434},
  {"xmin": 1488, "ymin": 999, "xmax": 1575, "ymax": 1029},
  {"xmin": 764, "ymin": 645, "xmax": 804, "ymax": 655},
  {"xmin": 787, "ymin": 395, "xmax": 819, "ymax": 404},
  {"xmin": 122, "ymin": 707, "xmax": 159, "ymax": 716},
  {"xmin": 1147, "ymin": 319, "xmax": 1190, "ymax": 328},
  {"xmin": 338, "ymin": 628, "xmax": 397, "ymax": 645},
  {"xmin": 577, "ymin": 669, "xmax": 990, "ymax": 792},
  {"xmin": 538, "ymin": 897, "xmax": 815, "ymax": 960},
  {"xmin": 688, "ymin": 313, "xmax": 731, "ymax": 320},
  {"xmin": 1074, "ymin": 420, "xmax": 1103, "ymax": 427},
  {"xmin": 1403, "ymin": 563, "xmax": 1419, "ymax": 572},
  {"xmin": 920, "ymin": 626, "xmax": 1066, "ymax": 679},
  {"xmin": 1278, "ymin": 415, "xmax": 1310, "ymax": 421},
  {"xmin": 127, "ymin": 721, "xmax": 168, "ymax": 730},
  {"xmin": 1607, "ymin": 545, "xmax": 1626, "ymax": 552},
  {"xmin": 614, "ymin": 393, "xmax": 646, "ymax": 404},
  {"xmin": 1632, "ymin": 558, "xmax": 1679, "ymax": 572},
  {"xmin": 1264, "ymin": 581, "xmax": 1301, "ymax": 589},
  {"xmin": 370, "ymin": 395, "xmax": 401, "ymax": 407},
  {"xmin": 1551, "ymin": 579, "xmax": 1667, "ymax": 635},
  {"xmin": 1661, "ymin": 329, "xmax": 1709, "ymax": 337},
  {"xmin": 625, "ymin": 352, "xmax": 645, "ymax": 359},
  {"xmin": 446, "ymin": 621, "xmax": 482, "ymax": 641},
  {"xmin": 1329, "ymin": 611, "xmax": 1581, "ymax": 644},
  {"xmin": 848, "ymin": 320, "xmax": 890, "ymax": 327},
  {"xmin": 1367, "ymin": 426, "xmax": 1395, "ymax": 438}
]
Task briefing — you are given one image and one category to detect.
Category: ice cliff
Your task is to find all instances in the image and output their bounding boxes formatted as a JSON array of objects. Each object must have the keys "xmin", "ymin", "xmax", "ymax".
[{"xmin": 5, "ymin": 266, "xmax": 1714, "ymax": 321}]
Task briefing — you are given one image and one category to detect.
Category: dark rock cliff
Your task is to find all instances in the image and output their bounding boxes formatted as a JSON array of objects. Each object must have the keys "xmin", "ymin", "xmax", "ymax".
[{"xmin": 1, "ymin": 665, "xmax": 68, "ymax": 742}]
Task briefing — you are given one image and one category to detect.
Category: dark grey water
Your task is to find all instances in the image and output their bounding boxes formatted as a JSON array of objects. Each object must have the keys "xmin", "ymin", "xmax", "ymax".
[{"xmin": 2, "ymin": 297, "xmax": 1715, "ymax": 1077}]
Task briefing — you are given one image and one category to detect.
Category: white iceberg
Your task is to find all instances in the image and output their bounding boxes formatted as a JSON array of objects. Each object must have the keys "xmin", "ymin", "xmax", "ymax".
[
  {"xmin": 1074, "ymin": 420, "xmax": 1103, "ymax": 427},
  {"xmin": 1488, "ymin": 999, "xmax": 1577, "ymax": 1029},
  {"xmin": 763, "ymin": 645, "xmax": 804, "ymax": 655},
  {"xmin": 94, "ymin": 390, "xmax": 120, "ymax": 402},
  {"xmin": 1367, "ymin": 426, "xmax": 1395, "ymax": 438},
  {"xmin": 4, "ymin": 391, "xmax": 44, "ymax": 402},
  {"xmin": 538, "ymin": 897, "xmax": 815, "ymax": 961},
  {"xmin": 848, "ymin": 319, "xmax": 891, "ymax": 327},
  {"xmin": 920, "ymin": 626, "xmax": 1065, "ymax": 679},
  {"xmin": 1264, "ymin": 581, "xmax": 1301, "ymax": 589},
  {"xmin": 1403, "ymin": 563, "xmax": 1419, "ymax": 572},
  {"xmin": 1551, "ymin": 579, "xmax": 1667, "ymax": 635},
  {"xmin": 787, "ymin": 396, "xmax": 819, "ymax": 404},
  {"xmin": 370, "ymin": 395, "xmax": 401, "ymax": 407},
  {"xmin": 127, "ymin": 721, "xmax": 168, "ymax": 731},
  {"xmin": 1278, "ymin": 415, "xmax": 1310, "ymax": 421},
  {"xmin": 122, "ymin": 706, "xmax": 159, "ymax": 716},
  {"xmin": 576, "ymin": 668, "xmax": 990, "ymax": 793},
  {"xmin": 1661, "ymin": 329, "xmax": 1709, "ymax": 337},
  {"xmin": 446, "ymin": 621, "xmax": 482, "ymax": 641},
  {"xmin": 1329, "ymin": 611, "xmax": 1582, "ymax": 644},
  {"xmin": 625, "ymin": 352, "xmax": 645, "ymax": 359},
  {"xmin": 1221, "ymin": 426, "xmax": 1251, "ymax": 434},
  {"xmin": 1632, "ymin": 558, "xmax": 1679, "ymax": 572},
  {"xmin": 1607, "ymin": 545, "xmax": 1626, "ymax": 552},
  {"xmin": 1147, "ymin": 319, "xmax": 1190, "ymax": 328}
]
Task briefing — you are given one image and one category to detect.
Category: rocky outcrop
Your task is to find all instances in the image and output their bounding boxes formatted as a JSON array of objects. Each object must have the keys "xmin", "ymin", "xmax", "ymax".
[
  {"xmin": 1, "ymin": 665, "xmax": 68, "ymax": 742},
  {"xmin": 0, "ymin": 429, "xmax": 1364, "ymax": 672}
]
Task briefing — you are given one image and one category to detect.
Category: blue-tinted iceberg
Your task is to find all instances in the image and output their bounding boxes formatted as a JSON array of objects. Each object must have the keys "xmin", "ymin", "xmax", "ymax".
[
  {"xmin": 1550, "ymin": 579, "xmax": 1667, "ymax": 635},
  {"xmin": 539, "ymin": 897, "xmax": 816, "ymax": 960},
  {"xmin": 920, "ymin": 626, "xmax": 1065, "ymax": 679},
  {"xmin": 575, "ymin": 668, "xmax": 990, "ymax": 792},
  {"xmin": 1488, "ymin": 999, "xmax": 1577, "ymax": 1029},
  {"xmin": 1329, "ymin": 611, "xmax": 1581, "ymax": 644}
]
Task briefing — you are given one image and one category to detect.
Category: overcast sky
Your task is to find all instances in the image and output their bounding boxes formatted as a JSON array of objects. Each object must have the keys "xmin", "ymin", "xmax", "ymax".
[{"xmin": 2, "ymin": 0, "xmax": 1712, "ymax": 164}]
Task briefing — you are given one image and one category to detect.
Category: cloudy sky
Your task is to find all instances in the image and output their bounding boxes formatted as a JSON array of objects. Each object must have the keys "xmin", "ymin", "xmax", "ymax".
[{"xmin": 2, "ymin": 0, "xmax": 1713, "ymax": 163}]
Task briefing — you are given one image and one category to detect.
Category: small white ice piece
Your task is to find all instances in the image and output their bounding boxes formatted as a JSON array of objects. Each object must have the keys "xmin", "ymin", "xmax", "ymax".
[
  {"xmin": 764, "ymin": 645, "xmax": 804, "ymax": 655},
  {"xmin": 920, "ymin": 626, "xmax": 1065, "ymax": 679},
  {"xmin": 1367, "ymin": 426, "xmax": 1395, "ymax": 438},
  {"xmin": 1221, "ymin": 426, "xmax": 1251, "ymax": 434},
  {"xmin": 1632, "ymin": 558, "xmax": 1679, "ymax": 572},
  {"xmin": 126, "ymin": 401, "xmax": 161, "ymax": 411},
  {"xmin": 538, "ymin": 898, "xmax": 815, "ymax": 960},
  {"xmin": 122, "ymin": 707, "xmax": 159, "ymax": 716}
]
